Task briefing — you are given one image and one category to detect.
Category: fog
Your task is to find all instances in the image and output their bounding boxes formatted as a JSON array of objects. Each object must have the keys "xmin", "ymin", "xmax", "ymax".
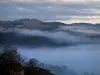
[
  {"xmin": 17, "ymin": 29, "xmax": 100, "ymax": 74},
  {"xmin": 19, "ymin": 44, "xmax": 100, "ymax": 74},
  {"xmin": 17, "ymin": 29, "xmax": 100, "ymax": 44},
  {"xmin": 0, "ymin": 29, "xmax": 100, "ymax": 74}
]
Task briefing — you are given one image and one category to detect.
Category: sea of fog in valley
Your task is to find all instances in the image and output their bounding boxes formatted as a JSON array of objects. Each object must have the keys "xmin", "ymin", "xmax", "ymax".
[
  {"xmin": 0, "ymin": 29, "xmax": 100, "ymax": 74},
  {"xmin": 19, "ymin": 44, "xmax": 100, "ymax": 74}
]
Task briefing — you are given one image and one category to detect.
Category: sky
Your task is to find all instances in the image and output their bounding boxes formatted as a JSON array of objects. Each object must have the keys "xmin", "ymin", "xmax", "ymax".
[{"xmin": 0, "ymin": 0, "xmax": 100, "ymax": 24}]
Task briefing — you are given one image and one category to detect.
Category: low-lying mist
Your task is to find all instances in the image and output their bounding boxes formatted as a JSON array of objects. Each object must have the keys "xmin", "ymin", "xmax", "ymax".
[
  {"xmin": 19, "ymin": 44, "xmax": 100, "ymax": 75},
  {"xmin": 0, "ymin": 29, "xmax": 100, "ymax": 75},
  {"xmin": 0, "ymin": 29, "xmax": 100, "ymax": 47}
]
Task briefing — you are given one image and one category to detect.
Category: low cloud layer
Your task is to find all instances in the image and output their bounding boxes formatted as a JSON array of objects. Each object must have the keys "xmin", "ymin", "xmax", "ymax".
[
  {"xmin": 0, "ymin": 29, "xmax": 100, "ymax": 47},
  {"xmin": 0, "ymin": 0, "xmax": 100, "ymax": 23}
]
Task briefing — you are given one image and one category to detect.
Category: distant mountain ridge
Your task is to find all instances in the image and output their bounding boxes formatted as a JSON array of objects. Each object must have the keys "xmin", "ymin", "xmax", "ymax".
[
  {"xmin": 0, "ymin": 19, "xmax": 66, "ymax": 30},
  {"xmin": 0, "ymin": 19, "xmax": 100, "ymax": 30}
]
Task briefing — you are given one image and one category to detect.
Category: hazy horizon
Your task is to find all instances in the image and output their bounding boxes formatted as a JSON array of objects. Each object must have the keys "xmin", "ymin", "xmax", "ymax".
[
  {"xmin": 0, "ymin": 0, "xmax": 100, "ymax": 24},
  {"xmin": 0, "ymin": 18, "xmax": 100, "ymax": 24}
]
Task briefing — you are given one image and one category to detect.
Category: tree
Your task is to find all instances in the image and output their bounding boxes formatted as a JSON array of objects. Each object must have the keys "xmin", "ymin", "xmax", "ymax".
[
  {"xmin": 0, "ymin": 46, "xmax": 55, "ymax": 75},
  {"xmin": 0, "ymin": 45, "xmax": 21, "ymax": 63},
  {"xmin": 28, "ymin": 58, "xmax": 39, "ymax": 67},
  {"xmin": 20, "ymin": 55, "xmax": 28, "ymax": 65}
]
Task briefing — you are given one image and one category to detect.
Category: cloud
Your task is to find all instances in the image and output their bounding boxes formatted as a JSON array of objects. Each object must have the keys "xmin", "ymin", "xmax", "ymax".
[
  {"xmin": 57, "ymin": 15, "xmax": 100, "ymax": 20},
  {"xmin": 0, "ymin": 0, "xmax": 100, "ymax": 23},
  {"xmin": 16, "ymin": 7, "xmax": 36, "ymax": 13},
  {"xmin": 0, "ymin": 0, "xmax": 100, "ymax": 4},
  {"xmin": 14, "ymin": 29, "xmax": 100, "ymax": 44},
  {"xmin": 57, "ymin": 19, "xmax": 100, "ymax": 24}
]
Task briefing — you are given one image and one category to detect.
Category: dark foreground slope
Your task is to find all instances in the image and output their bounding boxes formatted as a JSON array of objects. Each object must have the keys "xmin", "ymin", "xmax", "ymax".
[{"xmin": 0, "ymin": 46, "xmax": 55, "ymax": 75}]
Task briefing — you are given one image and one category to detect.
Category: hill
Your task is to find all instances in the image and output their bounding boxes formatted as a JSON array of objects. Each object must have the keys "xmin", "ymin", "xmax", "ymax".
[
  {"xmin": 1, "ymin": 19, "xmax": 100, "ymax": 31},
  {"xmin": 0, "ymin": 19, "xmax": 66, "ymax": 30}
]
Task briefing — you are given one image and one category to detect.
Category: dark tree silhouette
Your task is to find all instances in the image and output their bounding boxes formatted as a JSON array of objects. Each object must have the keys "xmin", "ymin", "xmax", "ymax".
[
  {"xmin": 0, "ymin": 46, "xmax": 56, "ymax": 75},
  {"xmin": 27, "ymin": 58, "xmax": 39, "ymax": 67}
]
